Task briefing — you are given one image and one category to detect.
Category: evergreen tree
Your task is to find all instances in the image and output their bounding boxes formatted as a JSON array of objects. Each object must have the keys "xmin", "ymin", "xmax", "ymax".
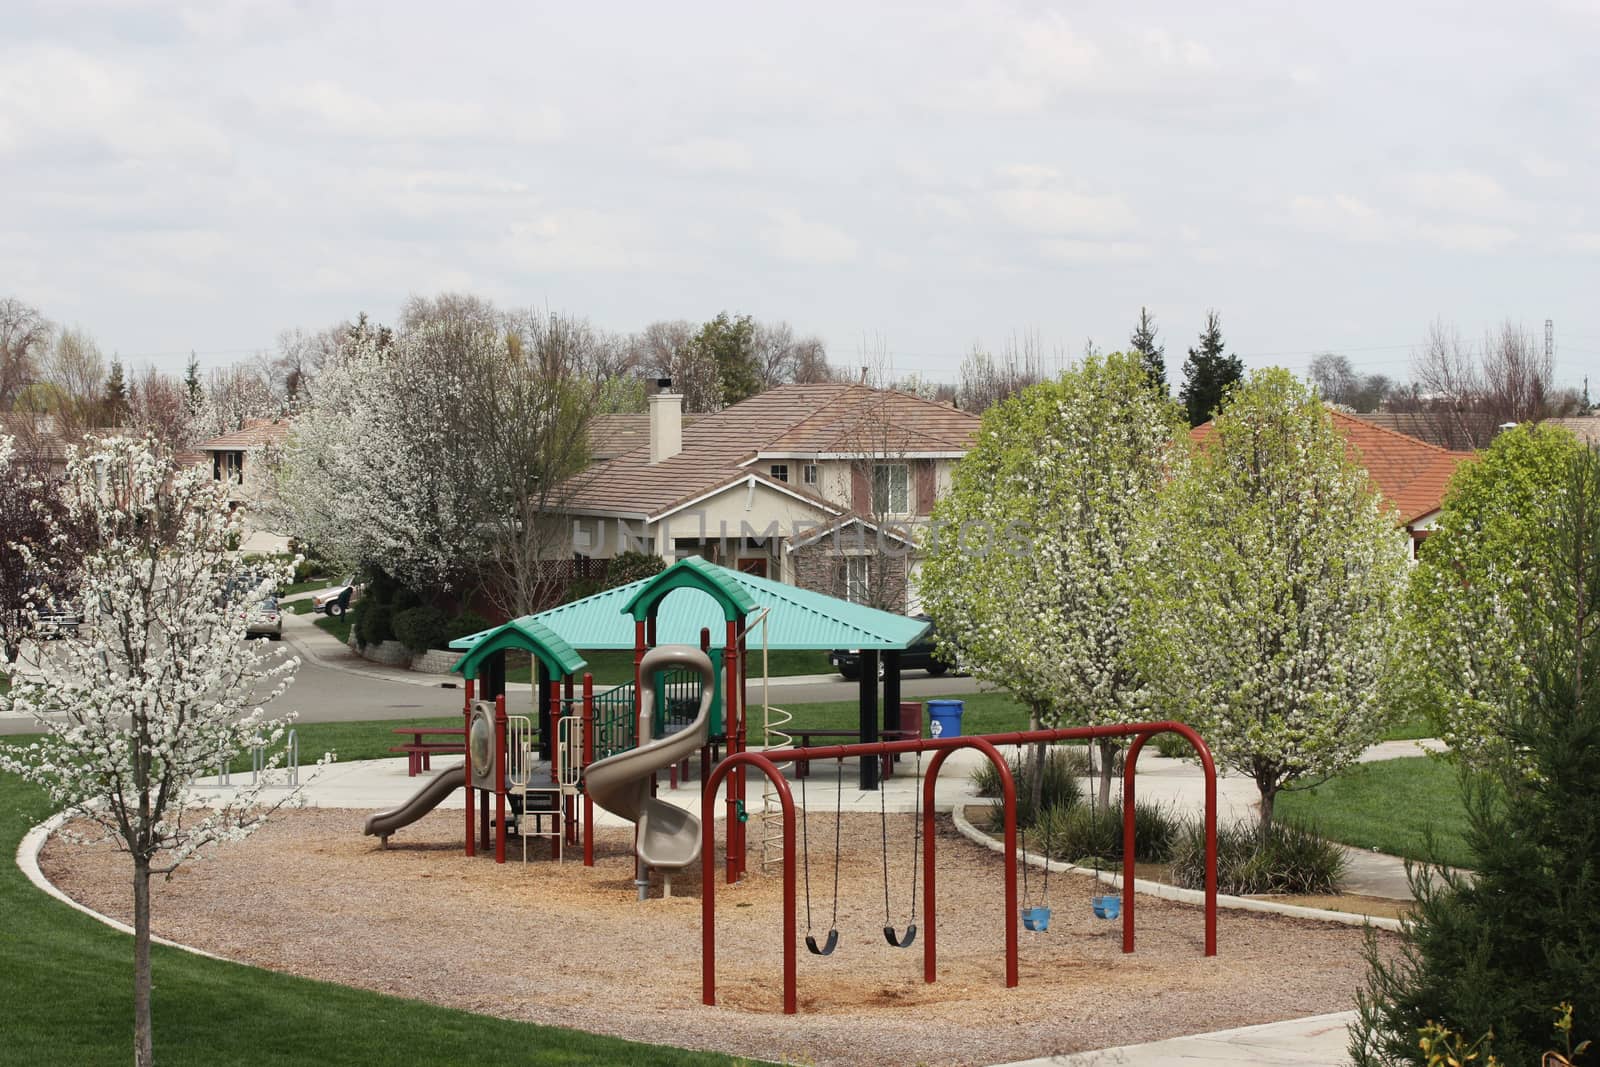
[
  {"xmin": 1129, "ymin": 306, "xmax": 1166, "ymax": 392},
  {"xmin": 103, "ymin": 356, "xmax": 127, "ymax": 424},
  {"xmin": 183, "ymin": 352, "xmax": 202, "ymax": 413},
  {"xmin": 1179, "ymin": 310, "xmax": 1244, "ymax": 427},
  {"xmin": 1352, "ymin": 448, "xmax": 1600, "ymax": 1065},
  {"xmin": 694, "ymin": 312, "xmax": 760, "ymax": 407}
]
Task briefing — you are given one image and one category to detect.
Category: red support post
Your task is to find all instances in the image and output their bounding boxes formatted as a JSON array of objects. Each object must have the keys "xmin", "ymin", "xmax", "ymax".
[
  {"xmin": 463, "ymin": 678, "xmax": 475, "ymax": 857},
  {"xmin": 494, "ymin": 694, "xmax": 507, "ymax": 864},
  {"xmin": 702, "ymin": 751, "xmax": 795, "ymax": 1013},
  {"xmin": 582, "ymin": 672, "xmax": 595, "ymax": 867},
  {"xmin": 919, "ymin": 739, "xmax": 1017, "ymax": 988}
]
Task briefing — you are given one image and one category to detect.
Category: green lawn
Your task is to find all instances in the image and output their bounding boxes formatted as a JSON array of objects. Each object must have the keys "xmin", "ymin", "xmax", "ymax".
[
  {"xmin": 1380, "ymin": 710, "xmax": 1436, "ymax": 742},
  {"xmin": 507, "ymin": 648, "xmax": 835, "ymax": 688},
  {"xmin": 763, "ymin": 689, "xmax": 1030, "ymax": 738},
  {"xmin": 278, "ymin": 576, "xmax": 336, "ymax": 597},
  {"xmin": 315, "ymin": 614, "xmax": 352, "ymax": 645},
  {"xmin": 0, "ymin": 765, "xmax": 745, "ymax": 1065},
  {"xmin": 1276, "ymin": 756, "xmax": 1474, "ymax": 868}
]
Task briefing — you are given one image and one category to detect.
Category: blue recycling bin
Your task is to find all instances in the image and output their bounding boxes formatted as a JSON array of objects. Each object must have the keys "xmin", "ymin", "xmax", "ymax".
[{"xmin": 927, "ymin": 699, "xmax": 965, "ymax": 738}]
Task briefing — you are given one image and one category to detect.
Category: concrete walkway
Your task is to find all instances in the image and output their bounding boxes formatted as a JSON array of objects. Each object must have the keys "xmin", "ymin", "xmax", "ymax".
[{"xmin": 998, "ymin": 1011, "xmax": 1357, "ymax": 1066}]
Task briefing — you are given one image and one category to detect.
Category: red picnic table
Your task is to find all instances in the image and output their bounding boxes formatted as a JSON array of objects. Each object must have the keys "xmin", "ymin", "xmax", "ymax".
[{"xmin": 390, "ymin": 726, "xmax": 467, "ymax": 776}]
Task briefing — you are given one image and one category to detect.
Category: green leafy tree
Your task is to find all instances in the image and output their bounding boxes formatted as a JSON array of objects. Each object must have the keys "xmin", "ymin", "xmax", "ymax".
[
  {"xmin": 183, "ymin": 352, "xmax": 202, "ymax": 417},
  {"xmin": 694, "ymin": 312, "xmax": 760, "ymax": 407},
  {"xmin": 1129, "ymin": 306, "xmax": 1166, "ymax": 393},
  {"xmin": 1397, "ymin": 423, "xmax": 1587, "ymax": 771},
  {"xmin": 1133, "ymin": 368, "xmax": 1410, "ymax": 832},
  {"xmin": 1178, "ymin": 309, "xmax": 1244, "ymax": 427},
  {"xmin": 922, "ymin": 351, "xmax": 1185, "ymax": 804},
  {"xmin": 1352, "ymin": 448, "xmax": 1600, "ymax": 1067}
]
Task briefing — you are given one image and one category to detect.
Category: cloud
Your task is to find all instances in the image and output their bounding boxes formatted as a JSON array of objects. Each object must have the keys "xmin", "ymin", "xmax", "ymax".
[
  {"xmin": 1039, "ymin": 239, "xmax": 1150, "ymax": 263},
  {"xmin": 990, "ymin": 168, "xmax": 1135, "ymax": 234},
  {"xmin": 1522, "ymin": 153, "xmax": 1569, "ymax": 179},
  {"xmin": 761, "ymin": 211, "xmax": 859, "ymax": 265},
  {"xmin": 0, "ymin": 44, "xmax": 230, "ymax": 163},
  {"xmin": 500, "ymin": 208, "xmax": 653, "ymax": 272},
  {"xmin": 272, "ymin": 80, "xmax": 561, "ymax": 142},
  {"xmin": 1401, "ymin": 170, "xmax": 1528, "ymax": 222},
  {"xmin": 1289, "ymin": 191, "xmax": 1518, "ymax": 251},
  {"xmin": 658, "ymin": 136, "xmax": 754, "ymax": 175}
]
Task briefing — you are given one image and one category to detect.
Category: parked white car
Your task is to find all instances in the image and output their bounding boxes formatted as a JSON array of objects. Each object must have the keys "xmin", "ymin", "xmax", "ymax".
[{"xmin": 246, "ymin": 597, "xmax": 283, "ymax": 640}]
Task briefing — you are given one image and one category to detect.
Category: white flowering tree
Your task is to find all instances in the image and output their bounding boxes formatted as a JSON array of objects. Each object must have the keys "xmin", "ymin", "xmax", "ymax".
[
  {"xmin": 0, "ymin": 437, "xmax": 305, "ymax": 1067},
  {"xmin": 1132, "ymin": 368, "xmax": 1409, "ymax": 834},
  {"xmin": 0, "ymin": 434, "xmax": 79, "ymax": 664},
  {"xmin": 1396, "ymin": 422, "xmax": 1587, "ymax": 771},
  {"xmin": 921, "ymin": 351, "xmax": 1186, "ymax": 804}
]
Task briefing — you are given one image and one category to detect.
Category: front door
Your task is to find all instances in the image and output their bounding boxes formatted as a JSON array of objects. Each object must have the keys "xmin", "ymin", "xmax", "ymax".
[{"xmin": 736, "ymin": 557, "xmax": 768, "ymax": 578}]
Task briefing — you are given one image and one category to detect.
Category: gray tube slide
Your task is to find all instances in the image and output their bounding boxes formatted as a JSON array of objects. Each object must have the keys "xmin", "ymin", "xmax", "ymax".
[
  {"xmin": 363, "ymin": 765, "xmax": 465, "ymax": 843},
  {"xmin": 583, "ymin": 645, "xmax": 715, "ymax": 871}
]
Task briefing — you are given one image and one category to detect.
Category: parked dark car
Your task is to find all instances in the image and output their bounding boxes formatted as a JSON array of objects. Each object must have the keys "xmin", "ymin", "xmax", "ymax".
[{"xmin": 830, "ymin": 614, "xmax": 956, "ymax": 680}]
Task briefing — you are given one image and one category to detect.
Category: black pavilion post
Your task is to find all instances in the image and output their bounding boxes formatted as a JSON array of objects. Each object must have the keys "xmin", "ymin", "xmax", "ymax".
[
  {"xmin": 858, "ymin": 649, "xmax": 879, "ymax": 790},
  {"xmin": 482, "ymin": 649, "xmax": 507, "ymax": 701},
  {"xmin": 882, "ymin": 649, "xmax": 902, "ymax": 768}
]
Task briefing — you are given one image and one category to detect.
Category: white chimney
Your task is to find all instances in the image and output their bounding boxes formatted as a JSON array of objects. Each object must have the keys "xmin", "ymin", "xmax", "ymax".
[{"xmin": 648, "ymin": 384, "xmax": 683, "ymax": 464}]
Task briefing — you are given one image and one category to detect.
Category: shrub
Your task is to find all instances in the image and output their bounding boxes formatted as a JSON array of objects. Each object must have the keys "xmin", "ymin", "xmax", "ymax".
[
  {"xmin": 1030, "ymin": 798, "xmax": 1183, "ymax": 866},
  {"xmin": 1169, "ymin": 817, "xmax": 1347, "ymax": 895},
  {"xmin": 444, "ymin": 611, "xmax": 493, "ymax": 643},
  {"xmin": 974, "ymin": 749, "xmax": 1083, "ymax": 831},
  {"xmin": 392, "ymin": 606, "xmax": 448, "ymax": 653},
  {"xmin": 292, "ymin": 558, "xmax": 318, "ymax": 584},
  {"xmin": 1151, "ymin": 731, "xmax": 1196, "ymax": 760},
  {"xmin": 353, "ymin": 599, "xmax": 394, "ymax": 649}
]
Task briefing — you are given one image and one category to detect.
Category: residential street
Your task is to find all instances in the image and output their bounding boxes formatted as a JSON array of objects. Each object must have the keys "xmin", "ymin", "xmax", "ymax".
[{"xmin": 0, "ymin": 607, "xmax": 987, "ymax": 735}]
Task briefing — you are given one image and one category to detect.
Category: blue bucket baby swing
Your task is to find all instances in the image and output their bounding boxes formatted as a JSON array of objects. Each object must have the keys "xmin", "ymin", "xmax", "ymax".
[{"xmin": 1019, "ymin": 744, "xmax": 1121, "ymax": 933}]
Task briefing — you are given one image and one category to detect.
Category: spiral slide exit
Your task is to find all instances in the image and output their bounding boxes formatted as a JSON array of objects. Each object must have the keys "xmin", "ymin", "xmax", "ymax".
[{"xmin": 583, "ymin": 644, "xmax": 715, "ymax": 873}]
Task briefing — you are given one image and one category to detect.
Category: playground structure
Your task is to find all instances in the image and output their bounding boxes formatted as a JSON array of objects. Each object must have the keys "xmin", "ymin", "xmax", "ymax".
[{"xmin": 357, "ymin": 557, "xmax": 1221, "ymax": 1013}]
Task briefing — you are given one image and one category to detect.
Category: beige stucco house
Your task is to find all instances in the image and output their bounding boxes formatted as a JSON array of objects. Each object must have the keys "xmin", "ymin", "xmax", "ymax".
[{"xmin": 563, "ymin": 383, "xmax": 980, "ymax": 612}]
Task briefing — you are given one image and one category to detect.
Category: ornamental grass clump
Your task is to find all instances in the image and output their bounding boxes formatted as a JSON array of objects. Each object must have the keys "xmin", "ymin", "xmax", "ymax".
[{"xmin": 1169, "ymin": 817, "xmax": 1347, "ymax": 895}]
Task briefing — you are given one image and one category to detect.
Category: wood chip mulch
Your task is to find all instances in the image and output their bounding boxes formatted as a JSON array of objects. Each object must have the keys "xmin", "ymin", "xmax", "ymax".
[{"xmin": 41, "ymin": 808, "xmax": 1393, "ymax": 1066}]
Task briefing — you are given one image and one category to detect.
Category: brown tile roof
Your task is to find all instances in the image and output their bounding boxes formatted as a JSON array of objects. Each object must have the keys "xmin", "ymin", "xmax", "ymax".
[
  {"xmin": 1353, "ymin": 411, "xmax": 1503, "ymax": 451},
  {"xmin": 1546, "ymin": 416, "xmax": 1600, "ymax": 445},
  {"xmin": 587, "ymin": 412, "xmax": 702, "ymax": 462},
  {"xmin": 196, "ymin": 418, "xmax": 292, "ymax": 451},
  {"xmin": 1192, "ymin": 408, "xmax": 1473, "ymax": 526},
  {"xmin": 565, "ymin": 383, "xmax": 979, "ymax": 518}
]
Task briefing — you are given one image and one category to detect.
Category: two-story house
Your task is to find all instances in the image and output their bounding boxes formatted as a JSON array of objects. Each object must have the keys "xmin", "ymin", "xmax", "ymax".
[{"xmin": 563, "ymin": 382, "xmax": 980, "ymax": 612}]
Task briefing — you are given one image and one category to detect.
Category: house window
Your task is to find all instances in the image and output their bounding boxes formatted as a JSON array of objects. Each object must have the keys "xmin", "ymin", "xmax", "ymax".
[
  {"xmin": 769, "ymin": 463, "xmax": 789, "ymax": 483},
  {"xmin": 803, "ymin": 463, "xmax": 818, "ymax": 486},
  {"xmin": 872, "ymin": 463, "xmax": 909, "ymax": 514},
  {"xmin": 838, "ymin": 556, "xmax": 870, "ymax": 604},
  {"xmin": 213, "ymin": 451, "xmax": 244, "ymax": 483}
]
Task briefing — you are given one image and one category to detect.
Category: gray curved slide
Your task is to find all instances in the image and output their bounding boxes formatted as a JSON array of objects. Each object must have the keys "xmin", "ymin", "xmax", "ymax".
[
  {"xmin": 583, "ymin": 645, "xmax": 715, "ymax": 871},
  {"xmin": 363, "ymin": 765, "xmax": 464, "ymax": 843}
]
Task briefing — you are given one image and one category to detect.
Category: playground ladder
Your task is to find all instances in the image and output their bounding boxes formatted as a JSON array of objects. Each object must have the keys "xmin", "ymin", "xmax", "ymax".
[{"xmin": 742, "ymin": 606, "xmax": 792, "ymax": 872}]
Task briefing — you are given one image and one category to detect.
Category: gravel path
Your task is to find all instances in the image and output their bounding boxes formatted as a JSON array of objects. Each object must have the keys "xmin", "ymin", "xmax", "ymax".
[{"xmin": 41, "ymin": 810, "xmax": 1391, "ymax": 1066}]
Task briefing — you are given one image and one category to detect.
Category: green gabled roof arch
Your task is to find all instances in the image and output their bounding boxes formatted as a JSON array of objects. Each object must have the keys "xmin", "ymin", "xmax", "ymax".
[
  {"xmin": 620, "ymin": 555, "xmax": 759, "ymax": 623},
  {"xmin": 451, "ymin": 618, "xmax": 587, "ymax": 681}
]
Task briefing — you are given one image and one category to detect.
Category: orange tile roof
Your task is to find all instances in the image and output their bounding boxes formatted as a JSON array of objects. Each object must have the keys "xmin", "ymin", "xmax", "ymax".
[
  {"xmin": 1192, "ymin": 408, "xmax": 1473, "ymax": 526},
  {"xmin": 587, "ymin": 412, "xmax": 701, "ymax": 462},
  {"xmin": 565, "ymin": 383, "xmax": 979, "ymax": 518},
  {"xmin": 195, "ymin": 418, "xmax": 292, "ymax": 451}
]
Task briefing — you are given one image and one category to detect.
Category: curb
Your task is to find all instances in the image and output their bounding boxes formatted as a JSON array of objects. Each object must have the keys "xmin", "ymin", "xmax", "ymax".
[
  {"xmin": 949, "ymin": 803, "xmax": 1403, "ymax": 933},
  {"xmin": 16, "ymin": 810, "xmax": 236, "ymax": 963}
]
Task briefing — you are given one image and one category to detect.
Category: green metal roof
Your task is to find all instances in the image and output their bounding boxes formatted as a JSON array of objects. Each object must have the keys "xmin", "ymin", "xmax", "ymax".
[
  {"xmin": 448, "ymin": 556, "xmax": 931, "ymax": 653},
  {"xmin": 451, "ymin": 617, "xmax": 587, "ymax": 680},
  {"xmin": 620, "ymin": 554, "xmax": 759, "ymax": 623}
]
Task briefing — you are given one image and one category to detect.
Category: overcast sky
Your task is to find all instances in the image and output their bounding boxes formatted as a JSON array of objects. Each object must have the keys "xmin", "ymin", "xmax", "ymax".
[{"xmin": 5, "ymin": 1, "xmax": 1598, "ymax": 390}]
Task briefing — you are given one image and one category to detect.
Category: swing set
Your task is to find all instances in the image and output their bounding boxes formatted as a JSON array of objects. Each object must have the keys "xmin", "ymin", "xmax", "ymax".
[
  {"xmin": 701, "ymin": 721, "xmax": 1219, "ymax": 1014},
  {"xmin": 797, "ymin": 749, "xmax": 922, "ymax": 956}
]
